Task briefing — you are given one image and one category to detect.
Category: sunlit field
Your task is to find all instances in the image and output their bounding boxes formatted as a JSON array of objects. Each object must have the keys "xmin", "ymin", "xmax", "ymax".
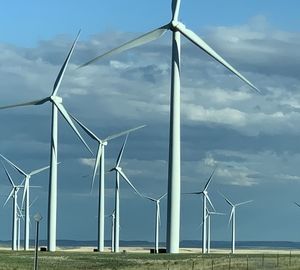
[{"xmin": 2, "ymin": 250, "xmax": 300, "ymax": 270}]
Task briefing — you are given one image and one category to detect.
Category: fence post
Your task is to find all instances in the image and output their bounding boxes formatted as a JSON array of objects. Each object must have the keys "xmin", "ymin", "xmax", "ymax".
[
  {"xmin": 277, "ymin": 253, "xmax": 279, "ymax": 267},
  {"xmin": 228, "ymin": 255, "xmax": 231, "ymax": 270},
  {"xmin": 192, "ymin": 260, "xmax": 195, "ymax": 270},
  {"xmin": 289, "ymin": 250, "xmax": 292, "ymax": 266},
  {"xmin": 247, "ymin": 255, "xmax": 249, "ymax": 270},
  {"xmin": 211, "ymin": 259, "xmax": 214, "ymax": 270},
  {"xmin": 262, "ymin": 254, "xmax": 264, "ymax": 268}
]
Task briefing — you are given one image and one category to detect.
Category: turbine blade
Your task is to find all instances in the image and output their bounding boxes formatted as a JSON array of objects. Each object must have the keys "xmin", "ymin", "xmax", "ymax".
[
  {"xmin": 104, "ymin": 125, "xmax": 146, "ymax": 142},
  {"xmin": 70, "ymin": 114, "xmax": 100, "ymax": 142},
  {"xmin": 294, "ymin": 202, "xmax": 300, "ymax": 208},
  {"xmin": 1, "ymin": 161, "xmax": 15, "ymax": 187},
  {"xmin": 158, "ymin": 192, "xmax": 167, "ymax": 201},
  {"xmin": 0, "ymin": 154, "xmax": 27, "ymax": 176},
  {"xmin": 79, "ymin": 25, "xmax": 170, "ymax": 68},
  {"xmin": 116, "ymin": 134, "xmax": 128, "ymax": 167},
  {"xmin": 4, "ymin": 189, "xmax": 14, "ymax": 207},
  {"xmin": 158, "ymin": 204, "xmax": 161, "ymax": 227},
  {"xmin": 117, "ymin": 168, "xmax": 142, "ymax": 197},
  {"xmin": 183, "ymin": 191, "xmax": 202, "ymax": 195},
  {"xmin": 91, "ymin": 145, "xmax": 102, "ymax": 192},
  {"xmin": 52, "ymin": 30, "xmax": 81, "ymax": 96},
  {"xmin": 53, "ymin": 101, "xmax": 93, "ymax": 155},
  {"xmin": 175, "ymin": 23, "xmax": 260, "ymax": 93},
  {"xmin": 210, "ymin": 212, "xmax": 226, "ymax": 216},
  {"xmin": 171, "ymin": 0, "xmax": 180, "ymax": 21},
  {"xmin": 143, "ymin": 195, "xmax": 156, "ymax": 202},
  {"xmin": 29, "ymin": 165, "xmax": 50, "ymax": 176},
  {"xmin": 235, "ymin": 200, "xmax": 253, "ymax": 207},
  {"xmin": 204, "ymin": 166, "xmax": 217, "ymax": 191},
  {"xmin": 205, "ymin": 193, "xmax": 216, "ymax": 212},
  {"xmin": 219, "ymin": 192, "xmax": 234, "ymax": 207},
  {"xmin": 0, "ymin": 97, "xmax": 49, "ymax": 110},
  {"xmin": 228, "ymin": 208, "xmax": 234, "ymax": 226},
  {"xmin": 29, "ymin": 196, "xmax": 39, "ymax": 208},
  {"xmin": 21, "ymin": 177, "xmax": 29, "ymax": 209}
]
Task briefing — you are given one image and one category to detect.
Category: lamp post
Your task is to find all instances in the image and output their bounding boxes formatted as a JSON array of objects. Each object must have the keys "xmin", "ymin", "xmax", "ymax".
[{"xmin": 34, "ymin": 213, "xmax": 43, "ymax": 270}]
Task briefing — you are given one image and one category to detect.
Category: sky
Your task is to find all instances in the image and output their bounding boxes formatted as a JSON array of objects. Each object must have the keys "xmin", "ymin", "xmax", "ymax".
[{"xmin": 0, "ymin": 0, "xmax": 300, "ymax": 246}]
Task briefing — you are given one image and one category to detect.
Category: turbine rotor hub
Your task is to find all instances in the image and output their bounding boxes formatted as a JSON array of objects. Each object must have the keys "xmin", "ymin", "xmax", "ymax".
[
  {"xmin": 50, "ymin": 95, "xmax": 63, "ymax": 104},
  {"xmin": 171, "ymin": 20, "xmax": 180, "ymax": 31}
]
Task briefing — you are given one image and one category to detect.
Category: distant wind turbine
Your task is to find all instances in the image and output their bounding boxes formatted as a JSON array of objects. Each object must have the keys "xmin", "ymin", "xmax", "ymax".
[
  {"xmin": 79, "ymin": 0, "xmax": 259, "ymax": 253},
  {"xmin": 221, "ymin": 193, "xmax": 252, "ymax": 254},
  {"xmin": 109, "ymin": 134, "xmax": 142, "ymax": 252},
  {"xmin": 143, "ymin": 193, "xmax": 167, "ymax": 253},
  {"xmin": 0, "ymin": 154, "xmax": 49, "ymax": 250},
  {"xmin": 71, "ymin": 114, "xmax": 145, "ymax": 252},
  {"xmin": 106, "ymin": 210, "xmax": 115, "ymax": 252},
  {"xmin": 0, "ymin": 31, "xmax": 92, "ymax": 251},
  {"xmin": 185, "ymin": 167, "xmax": 216, "ymax": 253},
  {"xmin": 2, "ymin": 162, "xmax": 23, "ymax": 251},
  {"xmin": 16, "ymin": 204, "xmax": 24, "ymax": 251},
  {"xmin": 206, "ymin": 209, "xmax": 225, "ymax": 254}
]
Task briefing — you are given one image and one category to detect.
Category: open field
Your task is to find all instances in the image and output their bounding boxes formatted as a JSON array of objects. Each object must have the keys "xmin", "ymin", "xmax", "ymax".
[{"xmin": 2, "ymin": 248, "xmax": 300, "ymax": 269}]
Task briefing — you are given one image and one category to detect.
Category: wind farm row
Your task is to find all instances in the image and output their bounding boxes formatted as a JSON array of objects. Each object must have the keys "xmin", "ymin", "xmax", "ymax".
[{"xmin": 0, "ymin": 0, "xmax": 261, "ymax": 255}]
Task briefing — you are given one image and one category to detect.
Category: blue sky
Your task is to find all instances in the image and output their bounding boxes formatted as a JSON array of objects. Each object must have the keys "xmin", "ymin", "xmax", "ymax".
[
  {"xmin": 2, "ymin": 0, "xmax": 300, "ymax": 45},
  {"xmin": 0, "ymin": 0, "xmax": 300, "ymax": 247}
]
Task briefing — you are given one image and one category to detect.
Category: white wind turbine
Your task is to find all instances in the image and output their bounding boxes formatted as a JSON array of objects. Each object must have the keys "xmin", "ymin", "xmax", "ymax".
[
  {"xmin": 71, "ymin": 114, "xmax": 145, "ymax": 252},
  {"xmin": 221, "ymin": 193, "xmax": 252, "ymax": 254},
  {"xmin": 109, "ymin": 134, "xmax": 143, "ymax": 253},
  {"xmin": 0, "ymin": 31, "xmax": 92, "ymax": 251},
  {"xmin": 80, "ymin": 0, "xmax": 259, "ymax": 253},
  {"xmin": 206, "ymin": 209, "xmax": 225, "ymax": 254},
  {"xmin": 143, "ymin": 193, "xmax": 167, "ymax": 253},
  {"xmin": 106, "ymin": 210, "xmax": 115, "ymax": 252},
  {"xmin": 185, "ymin": 167, "xmax": 216, "ymax": 253},
  {"xmin": 2, "ymin": 162, "xmax": 23, "ymax": 251},
  {"xmin": 16, "ymin": 204, "xmax": 24, "ymax": 251},
  {"xmin": 0, "ymin": 154, "xmax": 49, "ymax": 250}
]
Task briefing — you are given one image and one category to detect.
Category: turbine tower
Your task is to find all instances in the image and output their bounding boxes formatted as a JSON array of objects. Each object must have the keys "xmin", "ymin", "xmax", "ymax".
[
  {"xmin": 80, "ymin": 0, "xmax": 259, "ymax": 253},
  {"xmin": 143, "ymin": 193, "xmax": 167, "ymax": 253},
  {"xmin": 0, "ymin": 31, "xmax": 92, "ymax": 251},
  {"xmin": 109, "ymin": 134, "xmax": 142, "ymax": 252},
  {"xmin": 2, "ymin": 162, "xmax": 23, "ymax": 251},
  {"xmin": 71, "ymin": 114, "xmax": 145, "ymax": 252},
  {"xmin": 221, "ymin": 193, "xmax": 252, "ymax": 254},
  {"xmin": 185, "ymin": 167, "xmax": 216, "ymax": 253},
  {"xmin": 0, "ymin": 154, "xmax": 49, "ymax": 250}
]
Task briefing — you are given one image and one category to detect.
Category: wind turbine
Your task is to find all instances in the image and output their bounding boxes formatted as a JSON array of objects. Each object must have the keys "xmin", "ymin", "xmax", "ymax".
[
  {"xmin": 185, "ymin": 167, "xmax": 216, "ymax": 253},
  {"xmin": 80, "ymin": 0, "xmax": 259, "ymax": 253},
  {"xmin": 0, "ymin": 31, "xmax": 92, "ymax": 251},
  {"xmin": 0, "ymin": 154, "xmax": 49, "ymax": 250},
  {"xmin": 221, "ymin": 193, "xmax": 252, "ymax": 254},
  {"xmin": 71, "ymin": 114, "xmax": 145, "ymax": 252},
  {"xmin": 109, "ymin": 134, "xmax": 142, "ymax": 253},
  {"xmin": 206, "ymin": 209, "xmax": 225, "ymax": 254},
  {"xmin": 106, "ymin": 210, "xmax": 115, "ymax": 252},
  {"xmin": 2, "ymin": 162, "xmax": 23, "ymax": 251},
  {"xmin": 16, "ymin": 204, "xmax": 25, "ymax": 251},
  {"xmin": 143, "ymin": 193, "xmax": 167, "ymax": 253}
]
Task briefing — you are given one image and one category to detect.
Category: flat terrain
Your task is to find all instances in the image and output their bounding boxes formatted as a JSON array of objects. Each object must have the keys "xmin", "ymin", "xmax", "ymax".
[{"xmin": 2, "ymin": 248, "xmax": 300, "ymax": 269}]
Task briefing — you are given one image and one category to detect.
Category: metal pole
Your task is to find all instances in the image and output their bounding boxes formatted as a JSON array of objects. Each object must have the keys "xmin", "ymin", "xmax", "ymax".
[{"xmin": 34, "ymin": 221, "xmax": 40, "ymax": 270}]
